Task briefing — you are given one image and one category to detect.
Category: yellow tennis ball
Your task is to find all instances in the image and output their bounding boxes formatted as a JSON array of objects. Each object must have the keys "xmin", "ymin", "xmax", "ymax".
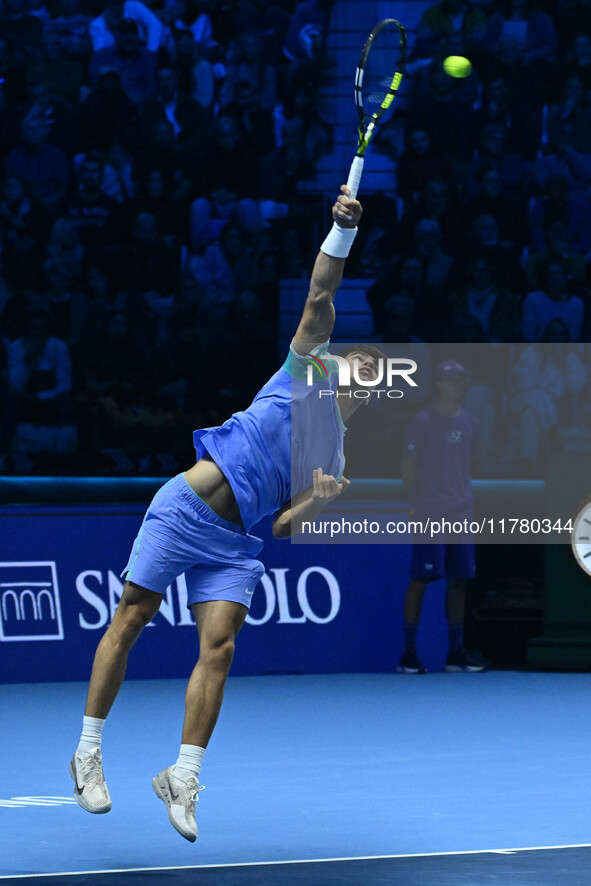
[{"xmin": 443, "ymin": 55, "xmax": 472, "ymax": 78}]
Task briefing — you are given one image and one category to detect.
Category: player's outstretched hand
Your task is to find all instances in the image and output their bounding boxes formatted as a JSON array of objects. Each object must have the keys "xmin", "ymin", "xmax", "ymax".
[
  {"xmin": 332, "ymin": 185, "xmax": 362, "ymax": 229},
  {"xmin": 312, "ymin": 467, "xmax": 351, "ymax": 504}
]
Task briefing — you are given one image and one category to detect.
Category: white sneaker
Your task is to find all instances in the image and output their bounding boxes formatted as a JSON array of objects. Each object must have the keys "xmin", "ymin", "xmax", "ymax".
[
  {"xmin": 152, "ymin": 766, "xmax": 203, "ymax": 842},
  {"xmin": 69, "ymin": 747, "xmax": 112, "ymax": 813}
]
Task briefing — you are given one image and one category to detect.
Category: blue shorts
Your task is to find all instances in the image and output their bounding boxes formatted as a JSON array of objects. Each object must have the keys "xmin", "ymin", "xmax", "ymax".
[
  {"xmin": 121, "ymin": 473, "xmax": 265, "ymax": 609},
  {"xmin": 411, "ymin": 542, "xmax": 476, "ymax": 581}
]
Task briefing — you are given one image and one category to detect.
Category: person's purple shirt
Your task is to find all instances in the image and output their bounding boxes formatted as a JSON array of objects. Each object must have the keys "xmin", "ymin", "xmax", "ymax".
[{"xmin": 404, "ymin": 405, "xmax": 477, "ymax": 518}]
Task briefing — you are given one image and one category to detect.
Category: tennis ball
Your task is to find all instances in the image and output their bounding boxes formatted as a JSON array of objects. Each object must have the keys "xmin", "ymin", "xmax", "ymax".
[{"xmin": 443, "ymin": 55, "xmax": 472, "ymax": 78}]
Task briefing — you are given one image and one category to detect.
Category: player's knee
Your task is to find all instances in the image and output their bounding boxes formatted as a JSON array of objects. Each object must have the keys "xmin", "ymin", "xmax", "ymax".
[
  {"xmin": 116, "ymin": 598, "xmax": 159, "ymax": 643},
  {"xmin": 200, "ymin": 636, "xmax": 236, "ymax": 675}
]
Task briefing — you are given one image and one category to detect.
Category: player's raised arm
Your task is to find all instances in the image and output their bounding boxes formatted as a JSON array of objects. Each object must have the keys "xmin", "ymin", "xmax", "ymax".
[{"xmin": 292, "ymin": 185, "xmax": 362, "ymax": 356}]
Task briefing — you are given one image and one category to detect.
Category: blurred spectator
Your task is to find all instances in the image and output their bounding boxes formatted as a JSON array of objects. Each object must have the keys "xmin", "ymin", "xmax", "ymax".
[
  {"xmin": 529, "ymin": 174, "xmax": 591, "ymax": 256},
  {"xmin": 185, "ymin": 221, "xmax": 256, "ymax": 317},
  {"xmin": 0, "ymin": 36, "xmax": 28, "ymax": 110},
  {"xmin": 396, "ymin": 127, "xmax": 456, "ymax": 205},
  {"xmin": 406, "ymin": 61, "xmax": 476, "ymax": 164},
  {"xmin": 77, "ymin": 68, "xmax": 141, "ymax": 153},
  {"xmin": 221, "ymin": 29, "xmax": 278, "ymax": 111},
  {"xmin": 525, "ymin": 219, "xmax": 587, "ymax": 289},
  {"xmin": 0, "ymin": 0, "xmax": 44, "ymax": 68},
  {"xmin": 141, "ymin": 66, "xmax": 209, "ymax": 145},
  {"xmin": 413, "ymin": 218, "xmax": 455, "ymax": 291},
  {"xmin": 224, "ymin": 289, "xmax": 278, "ymax": 398},
  {"xmin": 90, "ymin": 18, "xmax": 157, "ymax": 106},
  {"xmin": 251, "ymin": 248, "xmax": 280, "ymax": 319},
  {"xmin": 259, "ymin": 116, "xmax": 326, "ymax": 217},
  {"xmin": 484, "ymin": 0, "xmax": 557, "ymax": 106},
  {"xmin": 366, "ymin": 255, "xmax": 427, "ymax": 339},
  {"xmin": 220, "ymin": 79, "xmax": 275, "ymax": 156},
  {"xmin": 164, "ymin": 0, "xmax": 214, "ymax": 47},
  {"xmin": 32, "ymin": 257, "xmax": 89, "ymax": 346},
  {"xmin": 0, "ymin": 334, "xmax": 13, "ymax": 460},
  {"xmin": 415, "ymin": 0, "xmax": 486, "ymax": 57},
  {"xmin": 380, "ymin": 294, "xmax": 426, "ymax": 345},
  {"xmin": 80, "ymin": 308, "xmax": 142, "ymax": 400},
  {"xmin": 127, "ymin": 167, "xmax": 185, "ymax": 239},
  {"xmin": 62, "ymin": 151, "xmax": 119, "ymax": 251},
  {"xmin": 136, "ymin": 118, "xmax": 196, "ymax": 197},
  {"xmin": 7, "ymin": 308, "xmax": 73, "ymax": 429},
  {"xmin": 546, "ymin": 74, "xmax": 591, "ymax": 154},
  {"xmin": 207, "ymin": 113, "xmax": 260, "ymax": 197},
  {"xmin": 5, "ymin": 112, "xmax": 70, "ymax": 215},
  {"xmin": 89, "ymin": 0, "xmax": 163, "ymax": 53},
  {"xmin": 0, "ymin": 173, "xmax": 49, "ymax": 289},
  {"xmin": 26, "ymin": 28, "xmax": 85, "ymax": 105},
  {"xmin": 107, "ymin": 211, "xmax": 178, "ymax": 295},
  {"xmin": 47, "ymin": 0, "xmax": 92, "ymax": 62},
  {"xmin": 463, "ymin": 213, "xmax": 526, "ymax": 293},
  {"xmin": 533, "ymin": 120, "xmax": 591, "ymax": 192},
  {"xmin": 171, "ymin": 28, "xmax": 215, "ymax": 111},
  {"xmin": 283, "ymin": 0, "xmax": 329, "ymax": 64},
  {"xmin": 566, "ymin": 31, "xmax": 591, "ymax": 92},
  {"xmin": 450, "ymin": 257, "xmax": 521, "ymax": 341},
  {"xmin": 95, "ymin": 141, "xmax": 135, "ymax": 202},
  {"xmin": 522, "ymin": 259, "xmax": 584, "ymax": 342},
  {"xmin": 233, "ymin": 0, "xmax": 291, "ymax": 67},
  {"xmin": 414, "ymin": 0, "xmax": 488, "ymax": 60},
  {"xmin": 46, "ymin": 216, "xmax": 84, "ymax": 282},
  {"xmin": 508, "ymin": 340, "xmax": 585, "ymax": 474},
  {"xmin": 462, "ymin": 166, "xmax": 528, "ymax": 249},
  {"xmin": 473, "ymin": 73, "xmax": 541, "ymax": 160},
  {"xmin": 464, "ymin": 122, "xmax": 530, "ymax": 199},
  {"xmin": 402, "ymin": 177, "xmax": 463, "ymax": 254}
]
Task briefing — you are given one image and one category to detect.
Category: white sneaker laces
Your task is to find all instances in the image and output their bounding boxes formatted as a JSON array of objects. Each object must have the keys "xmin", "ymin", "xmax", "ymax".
[
  {"xmin": 178, "ymin": 775, "xmax": 204, "ymax": 805},
  {"xmin": 79, "ymin": 749, "xmax": 104, "ymax": 790}
]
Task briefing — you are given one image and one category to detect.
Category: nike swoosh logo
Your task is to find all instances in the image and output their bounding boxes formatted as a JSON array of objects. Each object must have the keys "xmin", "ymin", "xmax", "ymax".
[
  {"xmin": 170, "ymin": 787, "xmax": 179, "ymax": 801},
  {"xmin": 245, "ymin": 589, "xmax": 254, "ymax": 596}
]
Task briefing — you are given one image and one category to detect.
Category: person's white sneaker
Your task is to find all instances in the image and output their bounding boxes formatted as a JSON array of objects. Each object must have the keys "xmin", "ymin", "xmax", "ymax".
[
  {"xmin": 69, "ymin": 748, "xmax": 112, "ymax": 813},
  {"xmin": 152, "ymin": 765, "xmax": 203, "ymax": 842}
]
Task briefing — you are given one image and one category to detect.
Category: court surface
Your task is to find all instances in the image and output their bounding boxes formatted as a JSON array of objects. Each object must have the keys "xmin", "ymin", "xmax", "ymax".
[{"xmin": 1, "ymin": 672, "xmax": 590, "ymax": 884}]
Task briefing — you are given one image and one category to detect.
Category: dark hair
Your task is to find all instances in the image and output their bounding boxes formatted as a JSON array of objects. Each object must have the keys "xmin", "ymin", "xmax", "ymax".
[
  {"xmin": 338, "ymin": 344, "xmax": 387, "ymax": 363},
  {"xmin": 82, "ymin": 149, "xmax": 104, "ymax": 168},
  {"xmin": 116, "ymin": 18, "xmax": 139, "ymax": 35}
]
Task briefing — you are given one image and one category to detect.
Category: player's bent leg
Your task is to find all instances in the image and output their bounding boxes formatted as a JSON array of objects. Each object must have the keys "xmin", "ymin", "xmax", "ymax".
[
  {"xmin": 70, "ymin": 581, "xmax": 162, "ymax": 814},
  {"xmin": 153, "ymin": 600, "xmax": 248, "ymax": 842},
  {"xmin": 85, "ymin": 580, "xmax": 163, "ymax": 718},
  {"xmin": 183, "ymin": 599, "xmax": 248, "ymax": 747}
]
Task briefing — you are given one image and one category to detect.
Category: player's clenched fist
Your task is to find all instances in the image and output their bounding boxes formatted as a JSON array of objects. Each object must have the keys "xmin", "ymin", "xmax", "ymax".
[
  {"xmin": 332, "ymin": 185, "xmax": 362, "ymax": 229},
  {"xmin": 311, "ymin": 467, "xmax": 351, "ymax": 504}
]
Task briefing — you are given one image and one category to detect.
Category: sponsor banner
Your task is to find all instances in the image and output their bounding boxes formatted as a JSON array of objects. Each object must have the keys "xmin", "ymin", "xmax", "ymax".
[{"xmin": 0, "ymin": 504, "xmax": 448, "ymax": 682}]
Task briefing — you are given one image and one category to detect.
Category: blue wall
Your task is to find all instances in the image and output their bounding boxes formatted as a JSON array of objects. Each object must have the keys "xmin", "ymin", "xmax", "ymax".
[{"xmin": 0, "ymin": 502, "xmax": 451, "ymax": 683}]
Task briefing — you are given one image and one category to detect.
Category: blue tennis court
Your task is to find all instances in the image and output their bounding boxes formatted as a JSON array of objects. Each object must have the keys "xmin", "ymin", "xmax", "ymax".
[{"xmin": 1, "ymin": 672, "xmax": 590, "ymax": 884}]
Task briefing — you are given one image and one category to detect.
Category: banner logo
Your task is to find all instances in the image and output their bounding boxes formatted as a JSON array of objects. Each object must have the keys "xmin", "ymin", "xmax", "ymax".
[{"xmin": 0, "ymin": 561, "xmax": 64, "ymax": 642}]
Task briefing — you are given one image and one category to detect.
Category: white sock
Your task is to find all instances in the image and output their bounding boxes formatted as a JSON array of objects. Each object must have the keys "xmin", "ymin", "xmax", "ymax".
[
  {"xmin": 77, "ymin": 716, "xmax": 106, "ymax": 754},
  {"xmin": 173, "ymin": 744, "xmax": 206, "ymax": 783}
]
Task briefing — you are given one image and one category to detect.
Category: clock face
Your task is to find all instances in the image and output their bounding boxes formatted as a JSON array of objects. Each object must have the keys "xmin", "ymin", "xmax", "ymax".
[{"xmin": 572, "ymin": 499, "xmax": 591, "ymax": 576}]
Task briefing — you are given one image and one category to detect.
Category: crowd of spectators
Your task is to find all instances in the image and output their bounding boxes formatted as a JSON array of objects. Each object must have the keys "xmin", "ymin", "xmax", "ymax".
[
  {"xmin": 1, "ymin": 0, "xmax": 591, "ymax": 478},
  {"xmin": 359, "ymin": 0, "xmax": 591, "ymax": 476},
  {"xmin": 0, "ymin": 0, "xmax": 333, "ymax": 471}
]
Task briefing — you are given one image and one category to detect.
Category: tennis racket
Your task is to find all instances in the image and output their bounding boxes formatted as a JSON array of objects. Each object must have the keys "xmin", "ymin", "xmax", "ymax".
[{"xmin": 347, "ymin": 18, "xmax": 406, "ymax": 199}]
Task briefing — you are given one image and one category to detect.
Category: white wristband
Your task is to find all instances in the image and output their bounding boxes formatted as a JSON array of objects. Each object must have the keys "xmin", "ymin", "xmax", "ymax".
[{"xmin": 320, "ymin": 222, "xmax": 358, "ymax": 258}]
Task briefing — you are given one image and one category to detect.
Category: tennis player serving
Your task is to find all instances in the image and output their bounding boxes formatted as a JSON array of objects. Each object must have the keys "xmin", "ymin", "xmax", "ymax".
[{"xmin": 69, "ymin": 185, "xmax": 381, "ymax": 842}]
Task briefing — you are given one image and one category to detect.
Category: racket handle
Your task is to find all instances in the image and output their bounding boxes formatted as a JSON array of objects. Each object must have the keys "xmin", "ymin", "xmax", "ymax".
[{"xmin": 346, "ymin": 156, "xmax": 364, "ymax": 199}]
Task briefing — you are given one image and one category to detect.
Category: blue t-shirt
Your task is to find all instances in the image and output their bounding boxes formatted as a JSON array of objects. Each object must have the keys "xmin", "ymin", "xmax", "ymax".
[
  {"xmin": 404, "ymin": 405, "xmax": 477, "ymax": 518},
  {"xmin": 194, "ymin": 341, "xmax": 346, "ymax": 532}
]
